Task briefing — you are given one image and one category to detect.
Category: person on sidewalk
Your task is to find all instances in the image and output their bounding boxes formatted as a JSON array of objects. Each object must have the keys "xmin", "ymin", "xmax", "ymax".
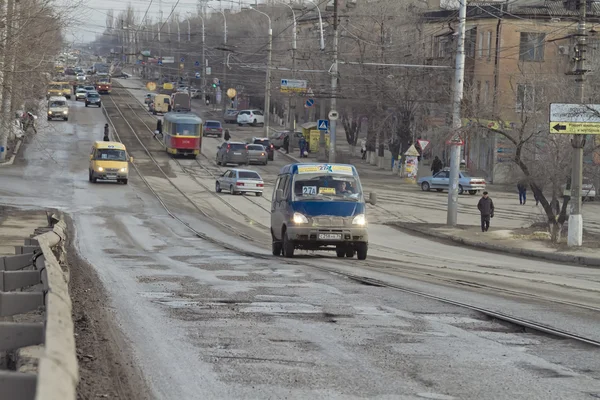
[
  {"xmin": 283, "ymin": 134, "xmax": 290, "ymax": 154},
  {"xmin": 103, "ymin": 123, "xmax": 110, "ymax": 141},
  {"xmin": 224, "ymin": 129, "xmax": 231, "ymax": 141},
  {"xmin": 298, "ymin": 136, "xmax": 307, "ymax": 158},
  {"xmin": 431, "ymin": 156, "xmax": 443, "ymax": 176},
  {"xmin": 477, "ymin": 191, "xmax": 495, "ymax": 232},
  {"xmin": 517, "ymin": 180, "xmax": 527, "ymax": 205},
  {"xmin": 361, "ymin": 141, "xmax": 367, "ymax": 160}
]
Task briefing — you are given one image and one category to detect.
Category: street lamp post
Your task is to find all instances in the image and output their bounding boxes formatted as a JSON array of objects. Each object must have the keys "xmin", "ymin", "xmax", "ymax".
[
  {"xmin": 248, "ymin": 6, "xmax": 272, "ymax": 137},
  {"xmin": 208, "ymin": 5, "xmax": 227, "ymax": 106},
  {"xmin": 277, "ymin": 1, "xmax": 297, "ymax": 148},
  {"xmin": 307, "ymin": 0, "xmax": 326, "ymax": 158}
]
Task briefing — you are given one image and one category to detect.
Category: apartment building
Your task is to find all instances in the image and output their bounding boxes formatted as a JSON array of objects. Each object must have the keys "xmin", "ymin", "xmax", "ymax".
[{"xmin": 422, "ymin": 0, "xmax": 600, "ymax": 182}]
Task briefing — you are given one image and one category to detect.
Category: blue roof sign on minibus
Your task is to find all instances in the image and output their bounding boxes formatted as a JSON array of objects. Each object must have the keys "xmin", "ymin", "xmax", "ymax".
[{"xmin": 296, "ymin": 164, "xmax": 353, "ymax": 175}]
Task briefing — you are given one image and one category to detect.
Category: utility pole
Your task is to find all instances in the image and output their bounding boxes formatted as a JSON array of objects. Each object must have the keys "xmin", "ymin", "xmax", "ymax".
[
  {"xmin": 200, "ymin": 15, "xmax": 206, "ymax": 104},
  {"xmin": 328, "ymin": 0, "xmax": 339, "ymax": 163},
  {"xmin": 568, "ymin": 0, "xmax": 587, "ymax": 246},
  {"xmin": 265, "ymin": 21, "xmax": 273, "ymax": 137},
  {"xmin": 446, "ymin": 0, "xmax": 467, "ymax": 226},
  {"xmin": 0, "ymin": 0, "xmax": 8, "ymax": 162}
]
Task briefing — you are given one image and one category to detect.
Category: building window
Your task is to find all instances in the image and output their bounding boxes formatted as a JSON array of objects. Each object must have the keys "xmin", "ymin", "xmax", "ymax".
[
  {"xmin": 435, "ymin": 36, "xmax": 451, "ymax": 58},
  {"xmin": 486, "ymin": 31, "xmax": 493, "ymax": 60},
  {"xmin": 476, "ymin": 80, "xmax": 481, "ymax": 105},
  {"xmin": 466, "ymin": 28, "xmax": 477, "ymax": 58},
  {"xmin": 478, "ymin": 31, "xmax": 484, "ymax": 58},
  {"xmin": 516, "ymin": 84, "xmax": 541, "ymax": 112},
  {"xmin": 519, "ymin": 32, "xmax": 546, "ymax": 61}
]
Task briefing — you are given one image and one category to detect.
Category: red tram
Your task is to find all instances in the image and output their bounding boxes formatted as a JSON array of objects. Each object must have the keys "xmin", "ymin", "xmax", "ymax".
[{"xmin": 161, "ymin": 112, "xmax": 203, "ymax": 158}]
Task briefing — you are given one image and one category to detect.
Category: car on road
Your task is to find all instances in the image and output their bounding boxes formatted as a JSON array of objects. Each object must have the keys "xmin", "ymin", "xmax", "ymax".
[
  {"xmin": 270, "ymin": 163, "xmax": 377, "ymax": 260},
  {"xmin": 418, "ymin": 170, "xmax": 486, "ymax": 195},
  {"xmin": 247, "ymin": 144, "xmax": 268, "ymax": 165},
  {"xmin": 176, "ymin": 86, "xmax": 189, "ymax": 93},
  {"xmin": 190, "ymin": 88, "xmax": 200, "ymax": 99},
  {"xmin": 223, "ymin": 109, "xmax": 239, "ymax": 124},
  {"xmin": 270, "ymin": 130, "xmax": 304, "ymax": 149},
  {"xmin": 216, "ymin": 141, "xmax": 249, "ymax": 166},
  {"xmin": 83, "ymin": 85, "xmax": 95, "ymax": 93},
  {"xmin": 251, "ymin": 137, "xmax": 274, "ymax": 161},
  {"xmin": 89, "ymin": 141, "xmax": 132, "ymax": 184},
  {"xmin": 237, "ymin": 109, "xmax": 264, "ymax": 126},
  {"xmin": 203, "ymin": 120, "xmax": 223, "ymax": 137},
  {"xmin": 85, "ymin": 91, "xmax": 102, "ymax": 107},
  {"xmin": 215, "ymin": 169, "xmax": 264, "ymax": 196},
  {"xmin": 113, "ymin": 72, "xmax": 130, "ymax": 78},
  {"xmin": 562, "ymin": 178, "xmax": 596, "ymax": 200},
  {"xmin": 75, "ymin": 88, "xmax": 88, "ymax": 101},
  {"xmin": 76, "ymin": 73, "xmax": 86, "ymax": 82},
  {"xmin": 47, "ymin": 96, "xmax": 69, "ymax": 121}
]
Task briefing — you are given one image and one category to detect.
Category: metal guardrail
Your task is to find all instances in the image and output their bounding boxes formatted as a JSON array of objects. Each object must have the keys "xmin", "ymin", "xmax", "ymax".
[{"xmin": 0, "ymin": 213, "xmax": 78, "ymax": 400}]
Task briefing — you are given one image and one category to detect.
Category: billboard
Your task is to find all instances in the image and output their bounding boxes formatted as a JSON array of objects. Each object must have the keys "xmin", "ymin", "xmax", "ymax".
[{"xmin": 161, "ymin": 56, "xmax": 175, "ymax": 64}]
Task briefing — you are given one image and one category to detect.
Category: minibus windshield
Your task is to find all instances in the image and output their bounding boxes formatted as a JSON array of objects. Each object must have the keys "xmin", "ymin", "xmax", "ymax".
[{"xmin": 292, "ymin": 173, "xmax": 362, "ymax": 202}]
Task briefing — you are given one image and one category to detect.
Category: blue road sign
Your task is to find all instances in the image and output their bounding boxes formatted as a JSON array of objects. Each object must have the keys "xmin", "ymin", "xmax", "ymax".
[
  {"xmin": 317, "ymin": 119, "xmax": 329, "ymax": 131},
  {"xmin": 180, "ymin": 57, "xmax": 185, "ymax": 62},
  {"xmin": 195, "ymin": 72, "xmax": 201, "ymax": 79},
  {"xmin": 194, "ymin": 61, "xmax": 200, "ymax": 67},
  {"xmin": 157, "ymin": 60, "xmax": 162, "ymax": 65},
  {"xmin": 306, "ymin": 98, "xmax": 314, "ymax": 107},
  {"xmin": 281, "ymin": 79, "xmax": 288, "ymax": 86}
]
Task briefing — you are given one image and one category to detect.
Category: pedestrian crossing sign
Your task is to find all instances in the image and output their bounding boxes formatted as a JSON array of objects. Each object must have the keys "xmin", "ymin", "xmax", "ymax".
[{"xmin": 317, "ymin": 119, "xmax": 329, "ymax": 131}]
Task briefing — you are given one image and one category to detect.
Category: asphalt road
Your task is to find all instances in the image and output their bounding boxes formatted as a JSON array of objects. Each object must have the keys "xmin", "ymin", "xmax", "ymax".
[{"xmin": 1, "ymin": 92, "xmax": 600, "ymax": 399}]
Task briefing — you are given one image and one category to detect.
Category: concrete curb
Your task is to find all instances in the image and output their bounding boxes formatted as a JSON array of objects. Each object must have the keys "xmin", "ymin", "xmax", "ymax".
[
  {"xmin": 389, "ymin": 222, "xmax": 600, "ymax": 268},
  {"xmin": 33, "ymin": 217, "xmax": 78, "ymax": 400},
  {"xmin": 0, "ymin": 137, "xmax": 23, "ymax": 167}
]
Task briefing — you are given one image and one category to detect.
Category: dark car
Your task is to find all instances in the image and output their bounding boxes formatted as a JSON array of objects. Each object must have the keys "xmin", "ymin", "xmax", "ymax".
[
  {"xmin": 85, "ymin": 91, "xmax": 102, "ymax": 107},
  {"xmin": 223, "ymin": 109, "xmax": 239, "ymax": 124},
  {"xmin": 203, "ymin": 120, "xmax": 223, "ymax": 137},
  {"xmin": 251, "ymin": 137, "xmax": 274, "ymax": 161}
]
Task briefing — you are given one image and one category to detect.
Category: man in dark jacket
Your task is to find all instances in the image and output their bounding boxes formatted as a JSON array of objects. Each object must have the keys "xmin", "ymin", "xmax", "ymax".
[
  {"xmin": 431, "ymin": 156, "xmax": 443, "ymax": 175},
  {"xmin": 477, "ymin": 191, "xmax": 495, "ymax": 232},
  {"xmin": 283, "ymin": 134, "xmax": 290, "ymax": 154},
  {"xmin": 103, "ymin": 123, "xmax": 110, "ymax": 141}
]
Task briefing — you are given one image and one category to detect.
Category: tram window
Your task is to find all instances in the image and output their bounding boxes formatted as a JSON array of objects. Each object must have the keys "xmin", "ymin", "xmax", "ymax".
[{"xmin": 175, "ymin": 123, "xmax": 200, "ymax": 136}]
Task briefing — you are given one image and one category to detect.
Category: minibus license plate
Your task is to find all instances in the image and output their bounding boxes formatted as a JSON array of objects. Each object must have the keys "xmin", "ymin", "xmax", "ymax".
[
  {"xmin": 318, "ymin": 233, "xmax": 341, "ymax": 240},
  {"xmin": 234, "ymin": 152, "xmax": 241, "ymax": 155}
]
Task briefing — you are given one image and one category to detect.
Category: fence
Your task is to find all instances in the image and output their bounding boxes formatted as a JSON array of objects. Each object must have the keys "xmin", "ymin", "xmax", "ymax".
[{"xmin": 0, "ymin": 213, "xmax": 78, "ymax": 400}]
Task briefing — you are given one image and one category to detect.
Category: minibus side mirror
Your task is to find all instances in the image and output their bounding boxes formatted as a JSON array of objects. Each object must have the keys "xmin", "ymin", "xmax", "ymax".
[
  {"xmin": 275, "ymin": 189, "xmax": 284, "ymax": 202},
  {"xmin": 130, "ymin": 157, "xmax": 134, "ymax": 163},
  {"xmin": 89, "ymin": 155, "xmax": 93, "ymax": 160},
  {"xmin": 368, "ymin": 192, "xmax": 377, "ymax": 205}
]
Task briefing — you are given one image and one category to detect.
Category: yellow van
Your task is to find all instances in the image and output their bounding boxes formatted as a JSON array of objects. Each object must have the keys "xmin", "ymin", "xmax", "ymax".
[
  {"xmin": 47, "ymin": 82, "xmax": 64, "ymax": 98},
  {"xmin": 151, "ymin": 94, "xmax": 172, "ymax": 115},
  {"xmin": 89, "ymin": 141, "xmax": 133, "ymax": 184},
  {"xmin": 57, "ymin": 81, "xmax": 72, "ymax": 99}
]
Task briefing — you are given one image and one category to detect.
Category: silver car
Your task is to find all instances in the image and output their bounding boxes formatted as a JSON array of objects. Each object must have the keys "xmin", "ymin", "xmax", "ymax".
[
  {"xmin": 75, "ymin": 88, "xmax": 87, "ymax": 101},
  {"xmin": 270, "ymin": 130, "xmax": 304, "ymax": 149},
  {"xmin": 216, "ymin": 141, "xmax": 249, "ymax": 166},
  {"xmin": 247, "ymin": 144, "xmax": 268, "ymax": 165},
  {"xmin": 215, "ymin": 169, "xmax": 264, "ymax": 196}
]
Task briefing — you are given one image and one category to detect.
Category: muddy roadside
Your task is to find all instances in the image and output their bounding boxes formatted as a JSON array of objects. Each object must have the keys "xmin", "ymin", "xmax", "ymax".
[{"xmin": 65, "ymin": 215, "xmax": 153, "ymax": 400}]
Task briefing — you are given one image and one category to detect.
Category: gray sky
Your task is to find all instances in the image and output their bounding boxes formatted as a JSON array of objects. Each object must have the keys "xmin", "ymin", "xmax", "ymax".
[{"xmin": 68, "ymin": 0, "xmax": 263, "ymax": 43}]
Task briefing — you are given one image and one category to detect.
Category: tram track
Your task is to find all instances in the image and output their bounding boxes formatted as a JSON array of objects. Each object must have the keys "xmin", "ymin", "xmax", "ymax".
[{"xmin": 101, "ymin": 84, "xmax": 600, "ymax": 348}]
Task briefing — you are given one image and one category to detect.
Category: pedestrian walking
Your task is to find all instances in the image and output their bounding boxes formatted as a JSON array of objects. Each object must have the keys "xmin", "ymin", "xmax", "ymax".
[
  {"xmin": 517, "ymin": 179, "xmax": 527, "ymax": 205},
  {"xmin": 298, "ymin": 136, "xmax": 307, "ymax": 158},
  {"xmin": 224, "ymin": 129, "xmax": 231, "ymax": 141},
  {"xmin": 103, "ymin": 123, "xmax": 110, "ymax": 141},
  {"xmin": 283, "ymin": 134, "xmax": 290, "ymax": 154},
  {"xmin": 477, "ymin": 191, "xmax": 495, "ymax": 232},
  {"xmin": 431, "ymin": 155, "xmax": 443, "ymax": 176},
  {"xmin": 533, "ymin": 190, "xmax": 540, "ymax": 206},
  {"xmin": 360, "ymin": 140, "xmax": 367, "ymax": 160}
]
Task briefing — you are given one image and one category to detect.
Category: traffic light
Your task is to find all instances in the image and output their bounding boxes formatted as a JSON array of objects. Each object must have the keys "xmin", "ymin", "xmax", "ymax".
[{"xmin": 212, "ymin": 83, "xmax": 217, "ymax": 88}]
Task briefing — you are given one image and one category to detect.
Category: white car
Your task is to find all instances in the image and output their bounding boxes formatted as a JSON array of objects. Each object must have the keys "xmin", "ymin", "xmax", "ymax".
[
  {"xmin": 215, "ymin": 168, "xmax": 264, "ymax": 196},
  {"xmin": 190, "ymin": 88, "xmax": 200, "ymax": 99},
  {"xmin": 237, "ymin": 110, "xmax": 265, "ymax": 126},
  {"xmin": 76, "ymin": 74, "xmax": 86, "ymax": 81}
]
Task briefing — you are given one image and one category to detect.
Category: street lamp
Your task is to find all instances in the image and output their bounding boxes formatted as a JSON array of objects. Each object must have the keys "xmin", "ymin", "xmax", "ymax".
[
  {"xmin": 207, "ymin": 5, "xmax": 227, "ymax": 104},
  {"xmin": 276, "ymin": 0, "xmax": 298, "ymax": 138},
  {"xmin": 187, "ymin": 11, "xmax": 206, "ymax": 101},
  {"xmin": 247, "ymin": 5, "xmax": 272, "ymax": 137},
  {"xmin": 306, "ymin": 0, "xmax": 325, "ymax": 50}
]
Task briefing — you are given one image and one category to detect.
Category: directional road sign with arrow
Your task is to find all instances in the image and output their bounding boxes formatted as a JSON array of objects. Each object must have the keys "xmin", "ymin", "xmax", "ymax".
[{"xmin": 549, "ymin": 122, "xmax": 600, "ymax": 134}]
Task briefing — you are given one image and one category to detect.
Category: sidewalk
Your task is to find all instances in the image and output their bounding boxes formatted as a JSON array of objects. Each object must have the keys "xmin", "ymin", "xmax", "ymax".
[
  {"xmin": 0, "ymin": 208, "xmax": 49, "ymax": 254},
  {"xmin": 390, "ymin": 221, "xmax": 600, "ymax": 267}
]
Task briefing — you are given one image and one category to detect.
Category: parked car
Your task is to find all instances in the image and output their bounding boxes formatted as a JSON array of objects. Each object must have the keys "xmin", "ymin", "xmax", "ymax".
[
  {"xmin": 114, "ymin": 72, "xmax": 130, "ymax": 78},
  {"xmin": 223, "ymin": 109, "xmax": 239, "ymax": 124},
  {"xmin": 237, "ymin": 109, "xmax": 264, "ymax": 126},
  {"xmin": 270, "ymin": 130, "xmax": 304, "ymax": 149},
  {"xmin": 251, "ymin": 137, "xmax": 274, "ymax": 161},
  {"xmin": 203, "ymin": 120, "xmax": 223, "ymax": 137},
  {"xmin": 85, "ymin": 91, "xmax": 102, "ymax": 107},
  {"xmin": 247, "ymin": 144, "xmax": 268, "ymax": 165},
  {"xmin": 215, "ymin": 169, "xmax": 264, "ymax": 196},
  {"xmin": 216, "ymin": 141, "xmax": 249, "ymax": 166},
  {"xmin": 418, "ymin": 170, "xmax": 486, "ymax": 195},
  {"xmin": 562, "ymin": 178, "xmax": 596, "ymax": 200},
  {"xmin": 75, "ymin": 88, "xmax": 88, "ymax": 101}
]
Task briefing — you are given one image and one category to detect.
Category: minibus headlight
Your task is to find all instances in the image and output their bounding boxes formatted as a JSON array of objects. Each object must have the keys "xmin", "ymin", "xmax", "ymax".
[
  {"xmin": 352, "ymin": 214, "xmax": 366, "ymax": 226},
  {"xmin": 119, "ymin": 167, "xmax": 127, "ymax": 173},
  {"xmin": 97, "ymin": 167, "xmax": 104, "ymax": 172},
  {"xmin": 63, "ymin": 111, "xmax": 68, "ymax": 114},
  {"xmin": 48, "ymin": 111, "xmax": 52, "ymax": 114},
  {"xmin": 292, "ymin": 212, "xmax": 308, "ymax": 224}
]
